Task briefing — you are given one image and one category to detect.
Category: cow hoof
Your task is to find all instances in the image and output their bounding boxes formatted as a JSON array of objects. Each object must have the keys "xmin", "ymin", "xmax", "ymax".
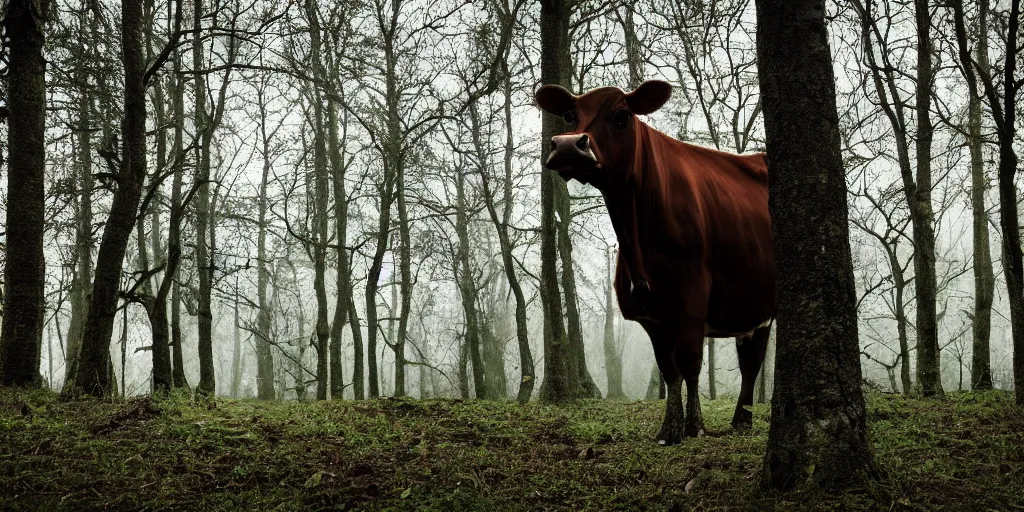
[
  {"xmin": 684, "ymin": 421, "xmax": 705, "ymax": 438},
  {"xmin": 657, "ymin": 420, "xmax": 685, "ymax": 446},
  {"xmin": 731, "ymin": 408, "xmax": 753, "ymax": 430}
]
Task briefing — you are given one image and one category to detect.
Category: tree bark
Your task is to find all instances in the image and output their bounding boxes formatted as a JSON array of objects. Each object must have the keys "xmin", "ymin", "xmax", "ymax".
[
  {"xmin": 255, "ymin": 84, "xmax": 276, "ymax": 399},
  {"xmin": 0, "ymin": 0, "xmax": 48, "ymax": 387},
  {"xmin": 603, "ymin": 248, "xmax": 624, "ymax": 399},
  {"xmin": 454, "ymin": 162, "xmax": 486, "ymax": 398},
  {"xmin": 328, "ymin": 99, "xmax": 349, "ymax": 399},
  {"xmin": 987, "ymin": 0, "xmax": 1024, "ymax": 406},
  {"xmin": 306, "ymin": 0, "xmax": 331, "ymax": 401},
  {"xmin": 143, "ymin": 0, "xmax": 172, "ymax": 393},
  {"xmin": 951, "ymin": 0, "xmax": 995, "ymax": 391},
  {"xmin": 170, "ymin": 38, "xmax": 188, "ymax": 390},
  {"xmin": 967, "ymin": 0, "xmax": 994, "ymax": 391},
  {"xmin": 555, "ymin": 181, "xmax": 601, "ymax": 399},
  {"xmin": 538, "ymin": 0, "xmax": 582, "ymax": 403},
  {"xmin": 478, "ymin": 63, "xmax": 534, "ymax": 403},
  {"xmin": 230, "ymin": 280, "xmax": 242, "ymax": 398},
  {"xmin": 755, "ymin": 0, "xmax": 878, "ymax": 489},
  {"xmin": 911, "ymin": 0, "xmax": 942, "ymax": 397},
  {"xmin": 193, "ymin": 0, "xmax": 215, "ymax": 395},
  {"xmin": 65, "ymin": 3, "xmax": 94, "ymax": 391},
  {"xmin": 347, "ymin": 295, "xmax": 364, "ymax": 399},
  {"xmin": 854, "ymin": 0, "xmax": 942, "ymax": 396},
  {"xmin": 73, "ymin": 0, "xmax": 148, "ymax": 396}
]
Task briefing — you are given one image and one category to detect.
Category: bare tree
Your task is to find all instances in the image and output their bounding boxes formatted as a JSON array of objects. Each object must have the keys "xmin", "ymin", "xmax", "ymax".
[{"xmin": 853, "ymin": 0, "xmax": 943, "ymax": 396}]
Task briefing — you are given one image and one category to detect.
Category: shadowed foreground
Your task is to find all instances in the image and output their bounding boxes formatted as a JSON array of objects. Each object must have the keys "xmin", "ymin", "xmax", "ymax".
[{"xmin": 1, "ymin": 390, "xmax": 1021, "ymax": 510}]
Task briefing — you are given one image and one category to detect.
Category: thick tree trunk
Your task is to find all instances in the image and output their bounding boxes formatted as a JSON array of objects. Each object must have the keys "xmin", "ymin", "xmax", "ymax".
[
  {"xmin": 755, "ymin": 0, "xmax": 878, "ymax": 489},
  {"xmin": 0, "ymin": 0, "xmax": 47, "ymax": 387},
  {"xmin": 74, "ymin": 0, "xmax": 148, "ymax": 396}
]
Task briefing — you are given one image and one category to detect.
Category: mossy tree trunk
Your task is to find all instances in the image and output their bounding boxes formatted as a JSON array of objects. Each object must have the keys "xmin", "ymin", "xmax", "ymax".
[
  {"xmin": 755, "ymin": 0, "xmax": 878, "ymax": 489},
  {"xmin": 0, "ymin": 0, "xmax": 48, "ymax": 387}
]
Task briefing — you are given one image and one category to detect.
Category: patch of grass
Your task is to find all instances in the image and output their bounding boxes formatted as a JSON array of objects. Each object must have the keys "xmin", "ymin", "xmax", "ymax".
[{"xmin": 1, "ymin": 389, "xmax": 1021, "ymax": 510}]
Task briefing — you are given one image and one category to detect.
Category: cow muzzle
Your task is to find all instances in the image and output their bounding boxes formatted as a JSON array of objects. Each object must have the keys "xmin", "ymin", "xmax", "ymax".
[{"xmin": 545, "ymin": 134, "xmax": 599, "ymax": 175}]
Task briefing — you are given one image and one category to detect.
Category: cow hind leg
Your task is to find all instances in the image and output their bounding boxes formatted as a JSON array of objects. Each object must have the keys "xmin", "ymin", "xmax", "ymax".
[
  {"xmin": 657, "ymin": 375, "xmax": 685, "ymax": 446},
  {"xmin": 731, "ymin": 326, "xmax": 770, "ymax": 430}
]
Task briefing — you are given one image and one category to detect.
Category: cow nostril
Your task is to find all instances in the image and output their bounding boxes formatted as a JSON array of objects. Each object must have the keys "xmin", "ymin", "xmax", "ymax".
[{"xmin": 575, "ymin": 134, "xmax": 589, "ymax": 150}]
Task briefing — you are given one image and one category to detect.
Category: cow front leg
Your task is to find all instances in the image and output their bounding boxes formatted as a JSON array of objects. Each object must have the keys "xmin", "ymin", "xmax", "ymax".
[
  {"xmin": 657, "ymin": 375, "xmax": 685, "ymax": 446},
  {"xmin": 650, "ymin": 330, "xmax": 685, "ymax": 446},
  {"xmin": 676, "ymin": 340, "xmax": 706, "ymax": 438},
  {"xmin": 731, "ymin": 326, "xmax": 770, "ymax": 430}
]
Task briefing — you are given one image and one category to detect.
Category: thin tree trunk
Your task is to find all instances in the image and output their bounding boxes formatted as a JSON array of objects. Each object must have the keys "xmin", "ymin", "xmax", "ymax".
[
  {"xmin": 603, "ymin": 248, "xmax": 624, "ymax": 399},
  {"xmin": 193, "ymin": 0, "xmax": 215, "ymax": 395},
  {"xmin": 230, "ymin": 280, "xmax": 242, "ymax": 398},
  {"xmin": 538, "ymin": 0, "xmax": 579, "ymax": 403},
  {"xmin": 992, "ymin": 0, "xmax": 1024, "ymax": 406},
  {"xmin": 911, "ymin": 0, "xmax": 942, "ymax": 397},
  {"xmin": 555, "ymin": 182, "xmax": 601, "ymax": 399},
  {"xmin": 951, "ymin": 0, "xmax": 995, "ymax": 390},
  {"xmin": 73, "ymin": 0, "xmax": 148, "ymax": 396},
  {"xmin": 454, "ymin": 164, "xmax": 486, "ymax": 398},
  {"xmin": 478, "ymin": 63, "xmax": 534, "ymax": 403},
  {"xmin": 395, "ymin": 161, "xmax": 411, "ymax": 398},
  {"xmin": 143, "ymin": 0, "xmax": 172, "ymax": 392},
  {"xmin": 328, "ymin": 100, "xmax": 349, "ymax": 399},
  {"xmin": 255, "ymin": 85, "xmax": 276, "ymax": 399},
  {"xmin": 347, "ymin": 295, "xmax": 364, "ymax": 399},
  {"xmin": 0, "ymin": 0, "xmax": 48, "ymax": 387},
  {"xmin": 170, "ymin": 37, "xmax": 188, "ymax": 390},
  {"xmin": 305, "ymin": 0, "xmax": 331, "ymax": 401},
  {"xmin": 708, "ymin": 339, "xmax": 717, "ymax": 400},
  {"xmin": 756, "ymin": 0, "xmax": 878, "ymax": 489},
  {"xmin": 65, "ymin": 5, "xmax": 94, "ymax": 389}
]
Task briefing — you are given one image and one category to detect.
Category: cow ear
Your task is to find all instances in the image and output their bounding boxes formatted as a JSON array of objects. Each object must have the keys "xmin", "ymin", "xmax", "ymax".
[
  {"xmin": 625, "ymin": 80, "xmax": 672, "ymax": 115},
  {"xmin": 535, "ymin": 84, "xmax": 576, "ymax": 115}
]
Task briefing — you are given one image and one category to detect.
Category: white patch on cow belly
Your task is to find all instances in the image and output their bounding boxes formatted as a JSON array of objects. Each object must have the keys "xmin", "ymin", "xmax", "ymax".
[{"xmin": 704, "ymin": 317, "xmax": 774, "ymax": 338}]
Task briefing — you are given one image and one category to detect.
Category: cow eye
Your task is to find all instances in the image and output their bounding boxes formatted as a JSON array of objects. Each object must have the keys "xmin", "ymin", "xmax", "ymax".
[
  {"xmin": 612, "ymin": 109, "xmax": 632, "ymax": 129},
  {"xmin": 563, "ymin": 110, "xmax": 577, "ymax": 126}
]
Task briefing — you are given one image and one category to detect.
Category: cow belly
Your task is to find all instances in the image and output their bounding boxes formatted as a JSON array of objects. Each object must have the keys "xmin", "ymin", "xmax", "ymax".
[{"xmin": 704, "ymin": 317, "xmax": 773, "ymax": 339}]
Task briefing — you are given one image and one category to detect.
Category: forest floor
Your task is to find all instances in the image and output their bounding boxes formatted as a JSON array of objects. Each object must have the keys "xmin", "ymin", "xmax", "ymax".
[{"xmin": 0, "ymin": 389, "xmax": 1021, "ymax": 511}]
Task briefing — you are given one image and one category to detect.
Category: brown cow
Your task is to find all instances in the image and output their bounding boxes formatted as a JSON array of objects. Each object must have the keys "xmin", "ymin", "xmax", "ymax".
[{"xmin": 535, "ymin": 80, "xmax": 775, "ymax": 445}]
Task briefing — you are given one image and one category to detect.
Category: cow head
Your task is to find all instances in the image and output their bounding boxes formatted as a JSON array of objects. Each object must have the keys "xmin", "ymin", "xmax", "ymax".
[{"xmin": 535, "ymin": 80, "xmax": 672, "ymax": 186}]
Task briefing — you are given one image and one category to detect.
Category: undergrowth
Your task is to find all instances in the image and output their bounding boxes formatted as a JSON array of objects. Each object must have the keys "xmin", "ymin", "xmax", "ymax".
[{"xmin": 1, "ymin": 389, "xmax": 1021, "ymax": 511}]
